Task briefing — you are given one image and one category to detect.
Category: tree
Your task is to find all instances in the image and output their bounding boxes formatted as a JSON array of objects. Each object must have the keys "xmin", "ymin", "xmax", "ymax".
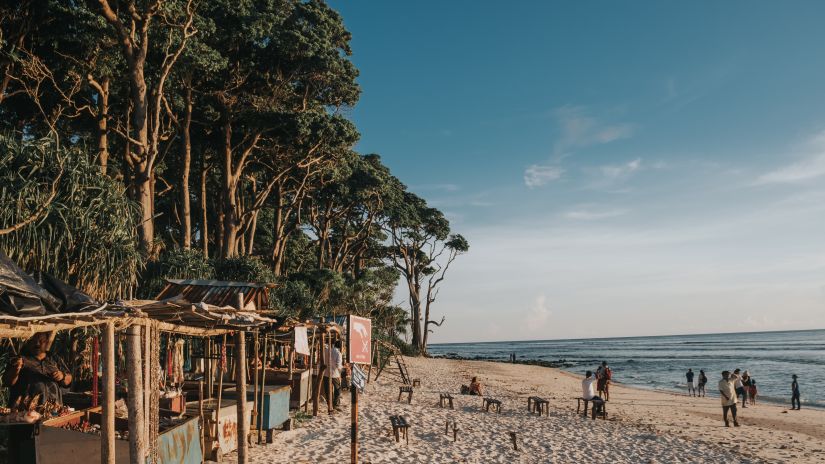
[
  {"xmin": 386, "ymin": 190, "xmax": 468, "ymax": 354},
  {"xmin": 0, "ymin": 134, "xmax": 142, "ymax": 299},
  {"xmin": 94, "ymin": 0, "xmax": 197, "ymax": 254}
]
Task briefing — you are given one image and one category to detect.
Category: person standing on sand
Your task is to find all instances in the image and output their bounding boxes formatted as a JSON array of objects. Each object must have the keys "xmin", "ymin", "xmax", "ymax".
[
  {"xmin": 686, "ymin": 369, "xmax": 696, "ymax": 397},
  {"xmin": 719, "ymin": 371, "xmax": 740, "ymax": 427},
  {"xmin": 698, "ymin": 370, "xmax": 708, "ymax": 397},
  {"xmin": 596, "ymin": 361, "xmax": 611, "ymax": 401},
  {"xmin": 323, "ymin": 340, "xmax": 343, "ymax": 409},
  {"xmin": 731, "ymin": 368, "xmax": 747, "ymax": 408},
  {"xmin": 791, "ymin": 374, "xmax": 801, "ymax": 410}
]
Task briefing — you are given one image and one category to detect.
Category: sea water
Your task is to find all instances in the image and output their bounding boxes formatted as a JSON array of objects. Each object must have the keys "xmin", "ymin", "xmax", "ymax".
[{"xmin": 428, "ymin": 329, "xmax": 825, "ymax": 408}]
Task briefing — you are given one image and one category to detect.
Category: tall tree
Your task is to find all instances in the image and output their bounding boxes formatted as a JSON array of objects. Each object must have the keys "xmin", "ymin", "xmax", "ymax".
[{"xmin": 94, "ymin": 0, "xmax": 196, "ymax": 254}]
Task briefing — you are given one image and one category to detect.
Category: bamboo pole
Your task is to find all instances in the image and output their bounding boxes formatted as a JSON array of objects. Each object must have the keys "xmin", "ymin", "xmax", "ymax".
[
  {"xmin": 199, "ymin": 377, "xmax": 205, "ymax": 463},
  {"xmin": 101, "ymin": 322, "xmax": 115, "ymax": 464},
  {"xmin": 252, "ymin": 331, "xmax": 259, "ymax": 441},
  {"xmin": 236, "ymin": 330, "xmax": 249, "ymax": 464},
  {"xmin": 143, "ymin": 324, "xmax": 151, "ymax": 450},
  {"xmin": 312, "ymin": 332, "xmax": 326, "ymax": 417},
  {"xmin": 214, "ymin": 334, "xmax": 226, "ymax": 459},
  {"xmin": 257, "ymin": 333, "xmax": 268, "ymax": 444},
  {"xmin": 236, "ymin": 293, "xmax": 249, "ymax": 464},
  {"xmin": 327, "ymin": 332, "xmax": 334, "ymax": 414},
  {"xmin": 206, "ymin": 338, "xmax": 213, "ymax": 399},
  {"xmin": 126, "ymin": 324, "xmax": 146, "ymax": 464},
  {"xmin": 305, "ymin": 327, "xmax": 316, "ymax": 413}
]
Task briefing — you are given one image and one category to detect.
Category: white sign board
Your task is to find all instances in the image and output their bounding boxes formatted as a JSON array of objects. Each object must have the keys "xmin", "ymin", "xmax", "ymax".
[
  {"xmin": 293, "ymin": 326, "xmax": 309, "ymax": 355},
  {"xmin": 350, "ymin": 364, "xmax": 366, "ymax": 393}
]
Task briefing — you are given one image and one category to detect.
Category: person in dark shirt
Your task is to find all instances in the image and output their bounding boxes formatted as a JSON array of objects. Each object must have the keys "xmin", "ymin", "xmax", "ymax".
[
  {"xmin": 2, "ymin": 332, "xmax": 72, "ymax": 406},
  {"xmin": 686, "ymin": 369, "xmax": 696, "ymax": 397},
  {"xmin": 791, "ymin": 374, "xmax": 801, "ymax": 410},
  {"xmin": 698, "ymin": 370, "xmax": 708, "ymax": 397}
]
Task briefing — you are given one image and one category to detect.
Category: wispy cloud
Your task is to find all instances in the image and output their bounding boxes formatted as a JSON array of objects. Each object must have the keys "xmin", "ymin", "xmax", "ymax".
[
  {"xmin": 565, "ymin": 208, "xmax": 629, "ymax": 221},
  {"xmin": 412, "ymin": 183, "xmax": 461, "ymax": 192},
  {"xmin": 524, "ymin": 164, "xmax": 564, "ymax": 188},
  {"xmin": 601, "ymin": 158, "xmax": 642, "ymax": 180},
  {"xmin": 755, "ymin": 130, "xmax": 825, "ymax": 185},
  {"xmin": 553, "ymin": 105, "xmax": 635, "ymax": 155},
  {"xmin": 521, "ymin": 294, "xmax": 552, "ymax": 332}
]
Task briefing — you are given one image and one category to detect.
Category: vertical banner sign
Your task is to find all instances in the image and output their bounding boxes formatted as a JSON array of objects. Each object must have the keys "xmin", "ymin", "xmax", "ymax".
[
  {"xmin": 348, "ymin": 315, "xmax": 371, "ymax": 464},
  {"xmin": 347, "ymin": 315, "xmax": 372, "ymax": 364}
]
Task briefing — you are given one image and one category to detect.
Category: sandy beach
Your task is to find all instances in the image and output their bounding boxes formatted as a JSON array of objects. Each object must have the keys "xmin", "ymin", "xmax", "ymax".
[{"xmin": 235, "ymin": 357, "xmax": 825, "ymax": 463}]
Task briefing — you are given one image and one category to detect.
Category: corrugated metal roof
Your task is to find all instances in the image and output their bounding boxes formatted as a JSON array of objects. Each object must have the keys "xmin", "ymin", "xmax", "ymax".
[{"xmin": 156, "ymin": 279, "xmax": 273, "ymax": 311}]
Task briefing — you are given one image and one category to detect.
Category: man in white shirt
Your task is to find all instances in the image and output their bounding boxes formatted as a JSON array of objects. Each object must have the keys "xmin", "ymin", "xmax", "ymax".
[
  {"xmin": 323, "ymin": 341, "xmax": 343, "ymax": 409},
  {"xmin": 581, "ymin": 370, "xmax": 603, "ymax": 418},
  {"xmin": 718, "ymin": 370, "xmax": 739, "ymax": 427}
]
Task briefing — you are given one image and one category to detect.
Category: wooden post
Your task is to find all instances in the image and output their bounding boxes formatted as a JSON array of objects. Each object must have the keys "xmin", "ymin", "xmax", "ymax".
[
  {"xmin": 214, "ymin": 334, "xmax": 226, "ymax": 460},
  {"xmin": 312, "ymin": 332, "xmax": 326, "ymax": 417},
  {"xmin": 92, "ymin": 336, "xmax": 99, "ymax": 407},
  {"xmin": 327, "ymin": 332, "xmax": 334, "ymax": 414},
  {"xmin": 236, "ymin": 330, "xmax": 248, "ymax": 464},
  {"xmin": 236, "ymin": 293, "xmax": 249, "ymax": 464},
  {"xmin": 252, "ymin": 331, "xmax": 259, "ymax": 437},
  {"xmin": 101, "ymin": 322, "xmax": 115, "ymax": 464},
  {"xmin": 206, "ymin": 338, "xmax": 213, "ymax": 399},
  {"xmin": 257, "ymin": 333, "xmax": 268, "ymax": 444},
  {"xmin": 350, "ymin": 385, "xmax": 358, "ymax": 464},
  {"xmin": 199, "ymin": 378, "xmax": 205, "ymax": 463},
  {"xmin": 304, "ymin": 327, "xmax": 316, "ymax": 413},
  {"xmin": 143, "ymin": 324, "xmax": 151, "ymax": 449},
  {"xmin": 126, "ymin": 324, "xmax": 146, "ymax": 464}
]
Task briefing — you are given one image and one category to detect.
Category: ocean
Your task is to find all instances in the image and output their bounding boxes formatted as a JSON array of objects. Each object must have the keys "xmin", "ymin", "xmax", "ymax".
[{"xmin": 428, "ymin": 329, "xmax": 825, "ymax": 408}]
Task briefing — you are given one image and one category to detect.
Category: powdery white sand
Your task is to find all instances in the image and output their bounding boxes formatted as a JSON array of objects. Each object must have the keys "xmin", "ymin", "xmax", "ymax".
[{"xmin": 233, "ymin": 357, "xmax": 825, "ymax": 463}]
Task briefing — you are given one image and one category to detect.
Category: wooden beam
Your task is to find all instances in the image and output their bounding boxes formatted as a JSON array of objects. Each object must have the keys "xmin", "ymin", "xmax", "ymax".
[{"xmin": 236, "ymin": 330, "xmax": 249, "ymax": 464}]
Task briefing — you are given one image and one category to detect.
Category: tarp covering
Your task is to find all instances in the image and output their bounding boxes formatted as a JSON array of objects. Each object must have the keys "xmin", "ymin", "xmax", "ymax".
[{"xmin": 0, "ymin": 251, "xmax": 98, "ymax": 316}]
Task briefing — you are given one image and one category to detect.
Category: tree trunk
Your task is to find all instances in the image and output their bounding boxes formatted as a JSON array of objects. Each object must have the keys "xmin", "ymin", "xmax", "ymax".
[
  {"xmin": 200, "ymin": 150, "xmax": 209, "ymax": 257},
  {"xmin": 180, "ymin": 84, "xmax": 193, "ymax": 249},
  {"xmin": 221, "ymin": 114, "xmax": 240, "ymax": 257},
  {"xmin": 96, "ymin": 78, "xmax": 110, "ymax": 175}
]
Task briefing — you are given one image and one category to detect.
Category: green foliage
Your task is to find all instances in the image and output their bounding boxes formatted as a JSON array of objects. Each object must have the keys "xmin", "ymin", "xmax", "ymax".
[
  {"xmin": 0, "ymin": 135, "xmax": 142, "ymax": 299},
  {"xmin": 214, "ymin": 255, "xmax": 277, "ymax": 283},
  {"xmin": 139, "ymin": 248, "xmax": 214, "ymax": 299}
]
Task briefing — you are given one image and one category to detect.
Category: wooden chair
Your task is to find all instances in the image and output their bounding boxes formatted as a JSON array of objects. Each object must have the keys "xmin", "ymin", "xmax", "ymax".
[
  {"xmin": 439, "ymin": 393, "xmax": 454, "ymax": 409},
  {"xmin": 528, "ymin": 396, "xmax": 549, "ymax": 416},
  {"xmin": 389, "ymin": 415, "xmax": 410, "ymax": 444},
  {"xmin": 398, "ymin": 385, "xmax": 414, "ymax": 404},
  {"xmin": 482, "ymin": 397, "xmax": 502, "ymax": 413},
  {"xmin": 576, "ymin": 397, "xmax": 608, "ymax": 420}
]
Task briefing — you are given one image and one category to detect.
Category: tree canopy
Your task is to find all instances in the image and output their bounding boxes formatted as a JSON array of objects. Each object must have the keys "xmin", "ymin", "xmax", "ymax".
[{"xmin": 0, "ymin": 0, "xmax": 466, "ymax": 354}]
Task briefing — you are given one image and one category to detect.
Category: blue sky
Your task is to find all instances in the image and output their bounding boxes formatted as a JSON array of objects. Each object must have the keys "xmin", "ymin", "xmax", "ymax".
[{"xmin": 330, "ymin": 1, "xmax": 825, "ymax": 342}]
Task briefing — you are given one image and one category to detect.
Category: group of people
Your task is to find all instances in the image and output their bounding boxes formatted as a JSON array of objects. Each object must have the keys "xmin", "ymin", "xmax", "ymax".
[
  {"xmin": 580, "ymin": 361, "xmax": 613, "ymax": 416},
  {"xmin": 688, "ymin": 368, "xmax": 757, "ymax": 404}
]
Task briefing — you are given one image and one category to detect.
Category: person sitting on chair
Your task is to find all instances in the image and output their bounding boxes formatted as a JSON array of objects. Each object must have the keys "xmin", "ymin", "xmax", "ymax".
[{"xmin": 582, "ymin": 370, "xmax": 604, "ymax": 418}]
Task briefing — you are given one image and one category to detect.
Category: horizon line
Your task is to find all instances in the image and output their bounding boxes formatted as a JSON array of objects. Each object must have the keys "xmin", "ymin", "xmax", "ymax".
[{"xmin": 429, "ymin": 327, "xmax": 825, "ymax": 346}]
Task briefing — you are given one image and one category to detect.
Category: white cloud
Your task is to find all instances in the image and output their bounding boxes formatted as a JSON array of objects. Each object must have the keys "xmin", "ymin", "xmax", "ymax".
[
  {"xmin": 554, "ymin": 105, "xmax": 635, "ymax": 155},
  {"xmin": 524, "ymin": 164, "xmax": 564, "ymax": 188},
  {"xmin": 565, "ymin": 208, "xmax": 629, "ymax": 221},
  {"xmin": 755, "ymin": 130, "xmax": 825, "ymax": 185},
  {"xmin": 601, "ymin": 158, "xmax": 642, "ymax": 180},
  {"xmin": 522, "ymin": 294, "xmax": 552, "ymax": 332},
  {"xmin": 755, "ymin": 153, "xmax": 825, "ymax": 185}
]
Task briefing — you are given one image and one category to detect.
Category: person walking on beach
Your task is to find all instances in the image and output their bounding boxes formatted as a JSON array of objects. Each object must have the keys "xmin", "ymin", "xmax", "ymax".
[
  {"xmin": 686, "ymin": 369, "xmax": 696, "ymax": 397},
  {"xmin": 748, "ymin": 377, "xmax": 757, "ymax": 405},
  {"xmin": 698, "ymin": 370, "xmax": 708, "ymax": 397},
  {"xmin": 791, "ymin": 374, "xmax": 801, "ymax": 410},
  {"xmin": 731, "ymin": 368, "xmax": 747, "ymax": 408},
  {"xmin": 596, "ymin": 361, "xmax": 612, "ymax": 401},
  {"xmin": 740, "ymin": 371, "xmax": 752, "ymax": 407},
  {"xmin": 719, "ymin": 371, "xmax": 739, "ymax": 427}
]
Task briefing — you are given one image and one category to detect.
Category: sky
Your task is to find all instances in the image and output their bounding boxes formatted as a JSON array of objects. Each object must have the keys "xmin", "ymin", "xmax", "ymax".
[{"xmin": 329, "ymin": 1, "xmax": 825, "ymax": 343}]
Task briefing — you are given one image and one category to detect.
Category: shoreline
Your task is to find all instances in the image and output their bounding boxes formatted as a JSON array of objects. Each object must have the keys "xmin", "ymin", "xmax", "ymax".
[
  {"xmin": 432, "ymin": 353, "xmax": 824, "ymax": 410},
  {"xmin": 244, "ymin": 356, "xmax": 825, "ymax": 463}
]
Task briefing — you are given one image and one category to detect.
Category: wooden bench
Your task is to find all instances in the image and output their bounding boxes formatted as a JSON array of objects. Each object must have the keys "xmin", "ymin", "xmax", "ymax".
[
  {"xmin": 444, "ymin": 420, "xmax": 459, "ymax": 442},
  {"xmin": 527, "ymin": 396, "xmax": 549, "ymax": 416},
  {"xmin": 482, "ymin": 397, "xmax": 502, "ymax": 413},
  {"xmin": 412, "ymin": 378, "xmax": 421, "ymax": 387},
  {"xmin": 576, "ymin": 397, "xmax": 608, "ymax": 420},
  {"xmin": 389, "ymin": 415, "xmax": 410, "ymax": 444},
  {"xmin": 398, "ymin": 385, "xmax": 414, "ymax": 404},
  {"xmin": 439, "ymin": 393, "xmax": 454, "ymax": 409}
]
